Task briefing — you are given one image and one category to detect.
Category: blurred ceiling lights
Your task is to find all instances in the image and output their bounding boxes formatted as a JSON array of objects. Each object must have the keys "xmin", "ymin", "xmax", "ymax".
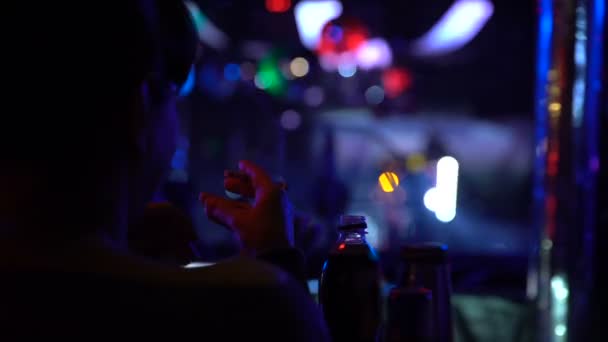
[
  {"xmin": 411, "ymin": 0, "xmax": 494, "ymax": 57},
  {"xmin": 266, "ymin": 0, "xmax": 292, "ymax": 13},
  {"xmin": 294, "ymin": 0, "xmax": 343, "ymax": 50},
  {"xmin": 355, "ymin": 38, "xmax": 393, "ymax": 70},
  {"xmin": 382, "ymin": 68, "xmax": 412, "ymax": 98},
  {"xmin": 289, "ymin": 57, "xmax": 310, "ymax": 77},
  {"xmin": 184, "ymin": 1, "xmax": 229, "ymax": 50}
]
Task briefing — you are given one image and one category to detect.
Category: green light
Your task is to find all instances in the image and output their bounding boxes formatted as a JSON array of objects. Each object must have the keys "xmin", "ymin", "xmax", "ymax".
[
  {"xmin": 185, "ymin": 1, "xmax": 208, "ymax": 32},
  {"xmin": 257, "ymin": 53, "xmax": 286, "ymax": 96}
]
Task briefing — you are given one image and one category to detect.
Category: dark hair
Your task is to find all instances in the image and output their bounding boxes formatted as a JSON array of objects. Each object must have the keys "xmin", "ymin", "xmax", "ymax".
[
  {"xmin": 0, "ymin": 1, "xmax": 197, "ymax": 235},
  {"xmin": 1, "ymin": 1, "xmax": 197, "ymax": 161}
]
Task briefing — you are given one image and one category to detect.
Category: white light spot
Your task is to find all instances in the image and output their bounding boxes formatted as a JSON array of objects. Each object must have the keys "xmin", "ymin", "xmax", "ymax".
[
  {"xmin": 412, "ymin": 0, "xmax": 494, "ymax": 57},
  {"xmin": 551, "ymin": 275, "xmax": 569, "ymax": 301},
  {"xmin": 423, "ymin": 187, "xmax": 438, "ymax": 212},
  {"xmin": 294, "ymin": 0, "xmax": 343, "ymax": 50},
  {"xmin": 338, "ymin": 63, "xmax": 357, "ymax": 78},
  {"xmin": 290, "ymin": 57, "xmax": 310, "ymax": 77},
  {"xmin": 183, "ymin": 262, "xmax": 215, "ymax": 269},
  {"xmin": 355, "ymin": 38, "xmax": 393, "ymax": 70},
  {"xmin": 423, "ymin": 156, "xmax": 459, "ymax": 222}
]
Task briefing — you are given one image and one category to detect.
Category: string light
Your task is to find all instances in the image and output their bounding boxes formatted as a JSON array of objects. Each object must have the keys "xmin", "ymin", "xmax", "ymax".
[
  {"xmin": 223, "ymin": 63, "xmax": 241, "ymax": 81},
  {"xmin": 338, "ymin": 63, "xmax": 357, "ymax": 77},
  {"xmin": 290, "ymin": 57, "xmax": 310, "ymax": 77},
  {"xmin": 266, "ymin": 0, "xmax": 291, "ymax": 13},
  {"xmin": 382, "ymin": 67, "xmax": 412, "ymax": 98},
  {"xmin": 548, "ymin": 102, "xmax": 561, "ymax": 112},
  {"xmin": 378, "ymin": 172, "xmax": 399, "ymax": 193}
]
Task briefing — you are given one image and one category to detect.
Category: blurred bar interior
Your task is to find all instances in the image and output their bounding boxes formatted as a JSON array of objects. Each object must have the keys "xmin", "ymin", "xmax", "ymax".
[{"xmin": 162, "ymin": 0, "xmax": 605, "ymax": 340}]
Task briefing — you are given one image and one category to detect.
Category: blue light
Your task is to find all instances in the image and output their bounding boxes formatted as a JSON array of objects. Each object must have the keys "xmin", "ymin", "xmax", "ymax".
[
  {"xmin": 171, "ymin": 149, "xmax": 187, "ymax": 170},
  {"xmin": 532, "ymin": 0, "xmax": 553, "ymax": 206},
  {"xmin": 179, "ymin": 66, "xmax": 196, "ymax": 97},
  {"xmin": 224, "ymin": 63, "xmax": 241, "ymax": 81},
  {"xmin": 328, "ymin": 25, "xmax": 343, "ymax": 43},
  {"xmin": 201, "ymin": 65, "xmax": 218, "ymax": 89},
  {"xmin": 337, "ymin": 63, "xmax": 356, "ymax": 77},
  {"xmin": 572, "ymin": 5, "xmax": 587, "ymax": 127},
  {"xmin": 586, "ymin": 0, "xmax": 605, "ymax": 168}
]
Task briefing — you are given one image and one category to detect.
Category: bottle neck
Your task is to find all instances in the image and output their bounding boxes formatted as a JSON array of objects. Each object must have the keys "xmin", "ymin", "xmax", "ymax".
[{"xmin": 337, "ymin": 229, "xmax": 368, "ymax": 245}]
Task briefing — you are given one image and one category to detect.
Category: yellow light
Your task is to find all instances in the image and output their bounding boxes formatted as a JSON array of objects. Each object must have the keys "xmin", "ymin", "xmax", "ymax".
[
  {"xmin": 406, "ymin": 154, "xmax": 427, "ymax": 172},
  {"xmin": 549, "ymin": 69, "xmax": 558, "ymax": 81},
  {"xmin": 290, "ymin": 57, "xmax": 309, "ymax": 77},
  {"xmin": 379, "ymin": 172, "xmax": 399, "ymax": 193},
  {"xmin": 549, "ymin": 102, "xmax": 561, "ymax": 112}
]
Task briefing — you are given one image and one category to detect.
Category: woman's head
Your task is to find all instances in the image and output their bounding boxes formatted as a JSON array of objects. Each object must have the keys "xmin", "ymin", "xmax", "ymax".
[{"xmin": 0, "ymin": 1, "xmax": 197, "ymax": 239}]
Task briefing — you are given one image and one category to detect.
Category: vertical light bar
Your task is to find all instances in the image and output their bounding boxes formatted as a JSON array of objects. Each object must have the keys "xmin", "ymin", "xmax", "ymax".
[
  {"xmin": 571, "ymin": 5, "xmax": 587, "ymax": 127},
  {"xmin": 551, "ymin": 274, "xmax": 569, "ymax": 341},
  {"xmin": 529, "ymin": 0, "xmax": 553, "ymax": 309},
  {"xmin": 423, "ymin": 156, "xmax": 459, "ymax": 223},
  {"xmin": 435, "ymin": 156, "xmax": 459, "ymax": 222}
]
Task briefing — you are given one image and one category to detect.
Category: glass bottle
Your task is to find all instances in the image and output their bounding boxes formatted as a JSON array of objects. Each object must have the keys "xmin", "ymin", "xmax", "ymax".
[{"xmin": 319, "ymin": 215, "xmax": 382, "ymax": 342}]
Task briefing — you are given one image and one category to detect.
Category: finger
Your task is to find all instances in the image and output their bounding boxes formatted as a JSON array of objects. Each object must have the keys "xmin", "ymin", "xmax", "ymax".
[
  {"xmin": 224, "ymin": 170, "xmax": 250, "ymax": 180},
  {"xmin": 225, "ymin": 169, "xmax": 286, "ymax": 195},
  {"xmin": 199, "ymin": 193, "xmax": 250, "ymax": 229},
  {"xmin": 224, "ymin": 177, "xmax": 255, "ymax": 198},
  {"xmin": 238, "ymin": 160, "xmax": 274, "ymax": 190}
]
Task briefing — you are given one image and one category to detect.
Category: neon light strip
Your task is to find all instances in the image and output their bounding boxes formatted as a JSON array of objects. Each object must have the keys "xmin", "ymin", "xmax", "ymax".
[{"xmin": 411, "ymin": 0, "xmax": 493, "ymax": 56}]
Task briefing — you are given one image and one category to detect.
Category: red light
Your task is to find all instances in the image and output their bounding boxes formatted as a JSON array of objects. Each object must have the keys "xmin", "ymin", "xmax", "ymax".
[
  {"xmin": 317, "ymin": 19, "xmax": 369, "ymax": 56},
  {"xmin": 338, "ymin": 243, "xmax": 346, "ymax": 250},
  {"xmin": 266, "ymin": 0, "xmax": 291, "ymax": 13},
  {"xmin": 547, "ymin": 150, "xmax": 559, "ymax": 176},
  {"xmin": 382, "ymin": 67, "xmax": 412, "ymax": 98},
  {"xmin": 344, "ymin": 31, "xmax": 366, "ymax": 51}
]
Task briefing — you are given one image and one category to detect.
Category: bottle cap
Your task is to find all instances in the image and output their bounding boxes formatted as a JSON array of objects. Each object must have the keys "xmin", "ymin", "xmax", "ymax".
[
  {"xmin": 338, "ymin": 215, "xmax": 367, "ymax": 230},
  {"xmin": 401, "ymin": 243, "xmax": 448, "ymax": 263}
]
